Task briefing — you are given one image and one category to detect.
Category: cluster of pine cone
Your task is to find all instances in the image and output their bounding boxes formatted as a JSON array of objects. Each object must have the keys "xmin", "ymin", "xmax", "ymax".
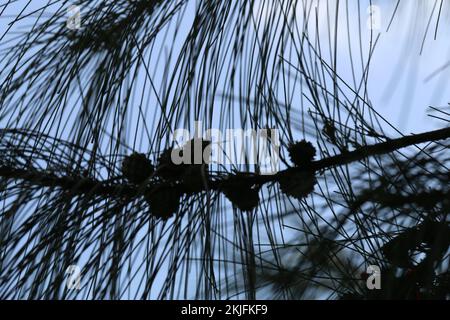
[{"xmin": 121, "ymin": 139, "xmax": 318, "ymax": 220}]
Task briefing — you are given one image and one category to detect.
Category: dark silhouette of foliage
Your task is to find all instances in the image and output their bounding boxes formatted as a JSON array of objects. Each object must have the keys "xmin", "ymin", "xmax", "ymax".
[{"xmin": 0, "ymin": 0, "xmax": 448, "ymax": 300}]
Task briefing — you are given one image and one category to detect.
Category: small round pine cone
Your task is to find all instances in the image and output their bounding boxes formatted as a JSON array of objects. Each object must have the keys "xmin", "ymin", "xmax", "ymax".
[
  {"xmin": 145, "ymin": 186, "xmax": 181, "ymax": 220},
  {"xmin": 322, "ymin": 121, "xmax": 337, "ymax": 144},
  {"xmin": 288, "ymin": 140, "xmax": 316, "ymax": 167},
  {"xmin": 221, "ymin": 174, "xmax": 260, "ymax": 212},
  {"xmin": 156, "ymin": 148, "xmax": 186, "ymax": 181},
  {"xmin": 181, "ymin": 164, "xmax": 209, "ymax": 194},
  {"xmin": 278, "ymin": 170, "xmax": 316, "ymax": 200},
  {"xmin": 181, "ymin": 138, "xmax": 212, "ymax": 165},
  {"xmin": 122, "ymin": 152, "xmax": 154, "ymax": 184}
]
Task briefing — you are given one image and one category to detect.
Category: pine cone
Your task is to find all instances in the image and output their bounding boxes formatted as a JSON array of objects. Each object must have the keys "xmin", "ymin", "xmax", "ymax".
[
  {"xmin": 155, "ymin": 148, "xmax": 186, "ymax": 180},
  {"xmin": 288, "ymin": 140, "xmax": 316, "ymax": 167},
  {"xmin": 181, "ymin": 138, "xmax": 212, "ymax": 165},
  {"xmin": 122, "ymin": 152, "xmax": 154, "ymax": 184},
  {"xmin": 181, "ymin": 164, "xmax": 209, "ymax": 194},
  {"xmin": 279, "ymin": 170, "xmax": 316, "ymax": 200},
  {"xmin": 221, "ymin": 174, "xmax": 260, "ymax": 212},
  {"xmin": 156, "ymin": 140, "xmax": 211, "ymax": 182},
  {"xmin": 145, "ymin": 186, "xmax": 181, "ymax": 220}
]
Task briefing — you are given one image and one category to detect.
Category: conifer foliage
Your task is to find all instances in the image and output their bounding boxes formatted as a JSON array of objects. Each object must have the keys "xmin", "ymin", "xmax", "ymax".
[{"xmin": 0, "ymin": 0, "xmax": 449, "ymax": 299}]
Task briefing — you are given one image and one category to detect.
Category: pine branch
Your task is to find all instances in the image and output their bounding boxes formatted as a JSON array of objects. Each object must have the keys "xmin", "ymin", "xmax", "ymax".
[
  {"xmin": 1, "ymin": 127, "xmax": 448, "ymax": 199},
  {"xmin": 312, "ymin": 126, "xmax": 450, "ymax": 172}
]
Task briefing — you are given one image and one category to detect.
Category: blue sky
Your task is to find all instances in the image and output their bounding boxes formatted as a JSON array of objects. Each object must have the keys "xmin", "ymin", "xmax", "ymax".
[{"xmin": 2, "ymin": 1, "xmax": 449, "ymax": 135}]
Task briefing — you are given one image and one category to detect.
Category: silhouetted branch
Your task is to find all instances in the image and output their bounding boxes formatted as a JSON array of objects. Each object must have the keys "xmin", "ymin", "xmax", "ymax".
[{"xmin": 1, "ymin": 127, "xmax": 448, "ymax": 199}]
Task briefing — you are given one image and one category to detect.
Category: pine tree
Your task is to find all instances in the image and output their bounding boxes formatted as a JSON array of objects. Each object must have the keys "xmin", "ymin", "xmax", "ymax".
[{"xmin": 0, "ymin": 0, "xmax": 448, "ymax": 299}]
